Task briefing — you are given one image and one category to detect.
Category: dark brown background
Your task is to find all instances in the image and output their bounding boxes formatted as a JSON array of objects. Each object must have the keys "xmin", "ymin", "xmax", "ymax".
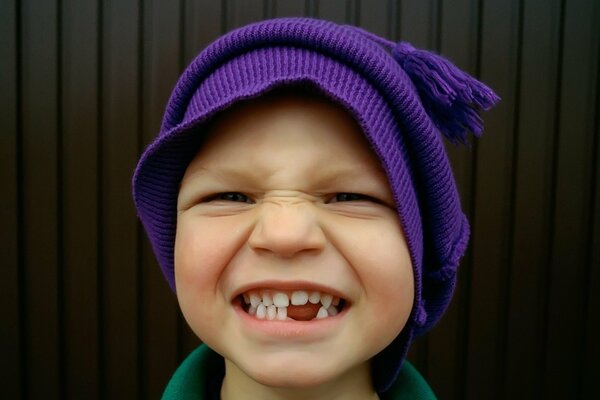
[{"xmin": 1, "ymin": 0, "xmax": 599, "ymax": 399}]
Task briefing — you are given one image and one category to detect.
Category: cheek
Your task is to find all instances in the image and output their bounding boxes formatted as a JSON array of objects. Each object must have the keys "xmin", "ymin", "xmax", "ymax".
[
  {"xmin": 174, "ymin": 214, "xmax": 251, "ymax": 340},
  {"xmin": 362, "ymin": 231, "xmax": 414, "ymax": 347},
  {"xmin": 368, "ymin": 241, "xmax": 414, "ymax": 305},
  {"xmin": 338, "ymin": 218, "xmax": 415, "ymax": 320},
  {"xmin": 338, "ymin": 218, "xmax": 413, "ymax": 285},
  {"xmin": 367, "ymin": 252, "xmax": 413, "ymax": 329},
  {"xmin": 370, "ymin": 236, "xmax": 414, "ymax": 313},
  {"xmin": 175, "ymin": 222, "xmax": 217, "ymax": 291},
  {"xmin": 174, "ymin": 215, "xmax": 244, "ymax": 313},
  {"xmin": 174, "ymin": 215, "xmax": 250, "ymax": 300}
]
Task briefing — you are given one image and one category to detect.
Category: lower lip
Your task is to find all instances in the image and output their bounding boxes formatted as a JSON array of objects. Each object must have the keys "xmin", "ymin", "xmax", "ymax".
[{"xmin": 232, "ymin": 300, "xmax": 348, "ymax": 340}]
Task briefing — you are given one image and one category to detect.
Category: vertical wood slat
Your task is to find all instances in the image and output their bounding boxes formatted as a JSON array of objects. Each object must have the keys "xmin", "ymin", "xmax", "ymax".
[
  {"xmin": 21, "ymin": 0, "xmax": 62, "ymax": 398},
  {"xmin": 467, "ymin": 0, "xmax": 520, "ymax": 398},
  {"xmin": 544, "ymin": 0, "xmax": 599, "ymax": 398},
  {"xmin": 61, "ymin": 0, "xmax": 100, "ymax": 398},
  {"xmin": 582, "ymin": 34, "xmax": 600, "ymax": 394},
  {"xmin": 358, "ymin": 0, "xmax": 389, "ymax": 37},
  {"xmin": 101, "ymin": 0, "xmax": 141, "ymax": 398},
  {"xmin": 0, "ymin": 0, "xmax": 21, "ymax": 398},
  {"xmin": 271, "ymin": 0, "xmax": 307, "ymax": 17},
  {"xmin": 582, "ymin": 6, "xmax": 600, "ymax": 393},
  {"xmin": 183, "ymin": 0, "xmax": 224, "ymax": 65},
  {"xmin": 141, "ymin": 0, "xmax": 182, "ymax": 398},
  {"xmin": 504, "ymin": 0, "xmax": 561, "ymax": 398},
  {"xmin": 428, "ymin": 1, "xmax": 480, "ymax": 398},
  {"xmin": 399, "ymin": 0, "xmax": 440, "ymax": 49},
  {"xmin": 225, "ymin": 0, "xmax": 267, "ymax": 31},
  {"xmin": 315, "ymin": 0, "xmax": 353, "ymax": 23}
]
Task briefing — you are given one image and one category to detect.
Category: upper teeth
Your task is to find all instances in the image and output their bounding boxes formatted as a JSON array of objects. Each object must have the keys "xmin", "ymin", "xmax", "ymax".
[
  {"xmin": 242, "ymin": 289, "xmax": 342, "ymax": 320},
  {"xmin": 291, "ymin": 291, "xmax": 308, "ymax": 305},
  {"xmin": 273, "ymin": 292, "xmax": 290, "ymax": 307}
]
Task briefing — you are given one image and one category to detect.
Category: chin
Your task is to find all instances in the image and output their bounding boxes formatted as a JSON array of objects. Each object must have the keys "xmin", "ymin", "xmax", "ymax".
[
  {"xmin": 232, "ymin": 350, "xmax": 361, "ymax": 390},
  {"xmin": 250, "ymin": 366, "xmax": 335, "ymax": 389}
]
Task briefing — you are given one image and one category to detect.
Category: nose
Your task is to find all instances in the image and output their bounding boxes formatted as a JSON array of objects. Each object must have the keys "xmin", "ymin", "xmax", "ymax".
[{"xmin": 248, "ymin": 199, "xmax": 326, "ymax": 258}]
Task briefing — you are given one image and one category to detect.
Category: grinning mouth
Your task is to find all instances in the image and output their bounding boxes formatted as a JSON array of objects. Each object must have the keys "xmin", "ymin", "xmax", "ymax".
[{"xmin": 238, "ymin": 289, "xmax": 347, "ymax": 321}]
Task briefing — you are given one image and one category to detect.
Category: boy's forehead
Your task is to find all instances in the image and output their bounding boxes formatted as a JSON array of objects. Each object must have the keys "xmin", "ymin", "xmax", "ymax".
[
  {"xmin": 192, "ymin": 86, "xmax": 387, "ymax": 174},
  {"xmin": 205, "ymin": 85, "xmax": 343, "ymax": 130}
]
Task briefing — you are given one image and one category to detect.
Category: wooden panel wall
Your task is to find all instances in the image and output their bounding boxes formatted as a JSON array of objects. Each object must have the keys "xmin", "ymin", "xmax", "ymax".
[{"xmin": 1, "ymin": 0, "xmax": 599, "ymax": 399}]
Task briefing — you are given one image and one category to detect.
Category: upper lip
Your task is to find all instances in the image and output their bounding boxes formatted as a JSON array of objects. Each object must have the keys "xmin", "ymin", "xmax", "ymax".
[{"xmin": 232, "ymin": 280, "xmax": 349, "ymax": 302}]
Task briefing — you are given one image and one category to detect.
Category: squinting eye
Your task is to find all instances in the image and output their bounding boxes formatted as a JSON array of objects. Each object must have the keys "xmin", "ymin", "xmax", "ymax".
[
  {"xmin": 331, "ymin": 193, "xmax": 371, "ymax": 202},
  {"xmin": 207, "ymin": 192, "xmax": 253, "ymax": 203}
]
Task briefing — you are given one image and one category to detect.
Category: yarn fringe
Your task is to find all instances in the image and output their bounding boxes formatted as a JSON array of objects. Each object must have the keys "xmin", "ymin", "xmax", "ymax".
[{"xmin": 392, "ymin": 42, "xmax": 500, "ymax": 144}]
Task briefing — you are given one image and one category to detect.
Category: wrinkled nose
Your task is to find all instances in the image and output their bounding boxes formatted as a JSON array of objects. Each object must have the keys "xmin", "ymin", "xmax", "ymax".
[{"xmin": 248, "ymin": 200, "xmax": 326, "ymax": 258}]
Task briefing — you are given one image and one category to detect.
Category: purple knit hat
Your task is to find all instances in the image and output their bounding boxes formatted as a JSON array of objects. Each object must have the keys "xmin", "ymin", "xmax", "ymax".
[{"xmin": 132, "ymin": 17, "xmax": 499, "ymax": 392}]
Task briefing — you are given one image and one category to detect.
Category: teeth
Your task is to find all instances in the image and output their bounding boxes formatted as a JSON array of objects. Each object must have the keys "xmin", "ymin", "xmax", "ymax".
[
  {"xmin": 321, "ymin": 294, "xmax": 333, "ymax": 309},
  {"xmin": 291, "ymin": 290, "xmax": 309, "ymax": 305},
  {"xmin": 256, "ymin": 304, "xmax": 267, "ymax": 319},
  {"xmin": 267, "ymin": 305, "xmax": 277, "ymax": 320},
  {"xmin": 272, "ymin": 292, "xmax": 289, "ymax": 307},
  {"xmin": 262, "ymin": 291, "xmax": 273, "ymax": 306},
  {"xmin": 316, "ymin": 306, "xmax": 328, "ymax": 319},
  {"xmin": 242, "ymin": 289, "xmax": 345, "ymax": 321},
  {"xmin": 249, "ymin": 292, "xmax": 261, "ymax": 307},
  {"xmin": 308, "ymin": 291, "xmax": 320, "ymax": 304},
  {"xmin": 277, "ymin": 306, "xmax": 287, "ymax": 321}
]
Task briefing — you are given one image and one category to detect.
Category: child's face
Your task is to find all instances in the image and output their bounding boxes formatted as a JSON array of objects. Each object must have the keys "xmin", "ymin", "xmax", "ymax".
[{"xmin": 175, "ymin": 92, "xmax": 414, "ymax": 391}]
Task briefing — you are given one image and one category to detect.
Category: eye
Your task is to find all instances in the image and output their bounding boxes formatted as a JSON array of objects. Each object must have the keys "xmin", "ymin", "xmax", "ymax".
[
  {"xmin": 328, "ymin": 192, "xmax": 373, "ymax": 203},
  {"xmin": 205, "ymin": 192, "xmax": 254, "ymax": 204}
]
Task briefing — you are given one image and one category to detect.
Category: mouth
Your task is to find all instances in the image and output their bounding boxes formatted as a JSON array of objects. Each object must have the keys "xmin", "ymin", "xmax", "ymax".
[{"xmin": 236, "ymin": 289, "xmax": 347, "ymax": 322}]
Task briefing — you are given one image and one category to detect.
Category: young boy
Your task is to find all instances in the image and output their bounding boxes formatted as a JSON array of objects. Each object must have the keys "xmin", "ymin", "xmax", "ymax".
[{"xmin": 132, "ymin": 17, "xmax": 499, "ymax": 399}]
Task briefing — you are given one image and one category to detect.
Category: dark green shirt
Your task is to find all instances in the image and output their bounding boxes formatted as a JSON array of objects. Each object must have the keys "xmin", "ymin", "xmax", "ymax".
[{"xmin": 163, "ymin": 345, "xmax": 436, "ymax": 399}]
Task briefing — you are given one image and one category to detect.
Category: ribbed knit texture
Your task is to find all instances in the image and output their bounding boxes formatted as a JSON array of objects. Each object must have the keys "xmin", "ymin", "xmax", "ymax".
[{"xmin": 132, "ymin": 17, "xmax": 499, "ymax": 393}]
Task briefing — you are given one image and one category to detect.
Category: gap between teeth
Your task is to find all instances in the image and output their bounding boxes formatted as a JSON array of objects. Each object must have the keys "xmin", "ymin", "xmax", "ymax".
[{"xmin": 243, "ymin": 290, "xmax": 342, "ymax": 320}]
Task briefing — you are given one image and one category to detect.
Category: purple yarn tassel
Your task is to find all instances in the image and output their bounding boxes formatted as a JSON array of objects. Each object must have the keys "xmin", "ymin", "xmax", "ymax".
[{"xmin": 392, "ymin": 42, "xmax": 500, "ymax": 144}]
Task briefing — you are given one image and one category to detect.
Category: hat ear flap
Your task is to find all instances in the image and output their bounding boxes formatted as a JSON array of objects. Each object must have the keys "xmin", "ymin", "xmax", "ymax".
[{"xmin": 391, "ymin": 42, "xmax": 500, "ymax": 144}]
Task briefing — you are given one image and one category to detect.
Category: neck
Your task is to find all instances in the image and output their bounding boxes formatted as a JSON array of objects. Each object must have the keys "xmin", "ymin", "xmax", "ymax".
[{"xmin": 220, "ymin": 359, "xmax": 380, "ymax": 400}]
